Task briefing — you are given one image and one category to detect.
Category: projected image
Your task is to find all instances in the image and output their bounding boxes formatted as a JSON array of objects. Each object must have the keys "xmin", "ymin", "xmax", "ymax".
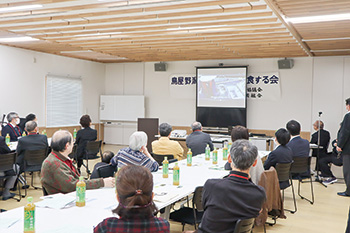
[{"xmin": 197, "ymin": 68, "xmax": 246, "ymax": 108}]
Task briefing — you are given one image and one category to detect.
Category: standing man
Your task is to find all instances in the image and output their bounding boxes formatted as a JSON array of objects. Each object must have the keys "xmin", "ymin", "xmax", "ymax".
[
  {"xmin": 1, "ymin": 112, "xmax": 23, "ymax": 142},
  {"xmin": 337, "ymin": 98, "xmax": 350, "ymax": 197},
  {"xmin": 186, "ymin": 121, "xmax": 213, "ymax": 156}
]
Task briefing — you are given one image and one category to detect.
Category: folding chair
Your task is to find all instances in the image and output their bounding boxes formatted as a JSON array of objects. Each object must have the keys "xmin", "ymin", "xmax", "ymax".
[
  {"xmin": 151, "ymin": 153, "xmax": 177, "ymax": 165},
  {"xmin": 83, "ymin": 140, "xmax": 102, "ymax": 176},
  {"xmin": 234, "ymin": 218, "xmax": 255, "ymax": 233},
  {"xmin": 97, "ymin": 164, "xmax": 116, "ymax": 178},
  {"xmin": 291, "ymin": 157, "xmax": 314, "ymax": 204},
  {"xmin": 275, "ymin": 162, "xmax": 297, "ymax": 213},
  {"xmin": 0, "ymin": 152, "xmax": 21, "ymax": 201}
]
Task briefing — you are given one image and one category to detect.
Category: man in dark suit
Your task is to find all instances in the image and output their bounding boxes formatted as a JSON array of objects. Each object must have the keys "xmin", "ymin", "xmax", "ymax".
[
  {"xmin": 0, "ymin": 136, "xmax": 19, "ymax": 200},
  {"xmin": 286, "ymin": 120, "xmax": 310, "ymax": 177},
  {"xmin": 197, "ymin": 140, "xmax": 266, "ymax": 233},
  {"xmin": 75, "ymin": 115, "xmax": 97, "ymax": 173},
  {"xmin": 1, "ymin": 112, "xmax": 23, "ymax": 142},
  {"xmin": 16, "ymin": 121, "xmax": 48, "ymax": 172},
  {"xmin": 336, "ymin": 97, "xmax": 350, "ymax": 197},
  {"xmin": 310, "ymin": 120, "xmax": 330, "ymax": 157},
  {"xmin": 186, "ymin": 121, "xmax": 213, "ymax": 156},
  {"xmin": 264, "ymin": 128, "xmax": 293, "ymax": 189}
]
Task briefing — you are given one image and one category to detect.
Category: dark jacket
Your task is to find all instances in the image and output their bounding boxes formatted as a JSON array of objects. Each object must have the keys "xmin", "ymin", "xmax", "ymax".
[
  {"xmin": 1, "ymin": 124, "xmax": 23, "ymax": 142},
  {"xmin": 310, "ymin": 129, "xmax": 330, "ymax": 156},
  {"xmin": 198, "ymin": 171, "xmax": 266, "ymax": 233},
  {"xmin": 338, "ymin": 112, "xmax": 350, "ymax": 154},
  {"xmin": 75, "ymin": 127, "xmax": 97, "ymax": 159},
  {"xmin": 0, "ymin": 136, "xmax": 11, "ymax": 154},
  {"xmin": 186, "ymin": 131, "xmax": 213, "ymax": 156},
  {"xmin": 287, "ymin": 136, "xmax": 310, "ymax": 158}
]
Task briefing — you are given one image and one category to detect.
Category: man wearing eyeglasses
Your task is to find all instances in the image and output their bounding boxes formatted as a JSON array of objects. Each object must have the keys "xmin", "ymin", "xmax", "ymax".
[{"xmin": 1, "ymin": 112, "xmax": 23, "ymax": 142}]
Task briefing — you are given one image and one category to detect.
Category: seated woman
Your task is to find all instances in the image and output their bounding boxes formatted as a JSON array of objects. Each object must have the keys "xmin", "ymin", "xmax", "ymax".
[
  {"xmin": 111, "ymin": 131, "xmax": 159, "ymax": 172},
  {"xmin": 224, "ymin": 126, "xmax": 264, "ymax": 184},
  {"xmin": 75, "ymin": 115, "xmax": 97, "ymax": 173},
  {"xmin": 94, "ymin": 165, "xmax": 170, "ymax": 233},
  {"xmin": 264, "ymin": 128, "xmax": 293, "ymax": 189}
]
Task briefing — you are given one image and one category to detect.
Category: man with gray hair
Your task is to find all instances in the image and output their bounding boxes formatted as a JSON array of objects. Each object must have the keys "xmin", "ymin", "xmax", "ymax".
[
  {"xmin": 1, "ymin": 112, "xmax": 23, "ymax": 141},
  {"xmin": 152, "ymin": 123, "xmax": 184, "ymax": 160},
  {"xmin": 111, "ymin": 131, "xmax": 159, "ymax": 172},
  {"xmin": 16, "ymin": 121, "xmax": 48, "ymax": 172},
  {"xmin": 186, "ymin": 121, "xmax": 213, "ymax": 156},
  {"xmin": 197, "ymin": 140, "xmax": 266, "ymax": 233}
]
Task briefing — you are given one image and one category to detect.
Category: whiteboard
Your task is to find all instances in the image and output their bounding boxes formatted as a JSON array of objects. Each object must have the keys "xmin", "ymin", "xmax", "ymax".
[{"xmin": 100, "ymin": 95, "xmax": 145, "ymax": 121}]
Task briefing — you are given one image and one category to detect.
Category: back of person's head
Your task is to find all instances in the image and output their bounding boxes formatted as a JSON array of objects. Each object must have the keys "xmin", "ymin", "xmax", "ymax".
[
  {"xmin": 159, "ymin": 123, "xmax": 172, "ymax": 137},
  {"xmin": 230, "ymin": 139, "xmax": 257, "ymax": 170},
  {"xmin": 191, "ymin": 121, "xmax": 202, "ymax": 131},
  {"xmin": 25, "ymin": 121, "xmax": 37, "ymax": 133},
  {"xmin": 113, "ymin": 165, "xmax": 157, "ymax": 218},
  {"xmin": 275, "ymin": 128, "xmax": 290, "ymax": 146},
  {"xmin": 102, "ymin": 151, "xmax": 114, "ymax": 163},
  {"xmin": 80, "ymin": 114, "xmax": 92, "ymax": 128},
  {"xmin": 231, "ymin": 125, "xmax": 249, "ymax": 142},
  {"xmin": 51, "ymin": 130, "xmax": 72, "ymax": 152},
  {"xmin": 313, "ymin": 120, "xmax": 324, "ymax": 130},
  {"xmin": 7, "ymin": 112, "xmax": 18, "ymax": 122},
  {"xmin": 129, "ymin": 131, "xmax": 148, "ymax": 151},
  {"xmin": 25, "ymin": 113, "xmax": 36, "ymax": 122},
  {"xmin": 346, "ymin": 98, "xmax": 350, "ymax": 106},
  {"xmin": 286, "ymin": 120, "xmax": 301, "ymax": 136}
]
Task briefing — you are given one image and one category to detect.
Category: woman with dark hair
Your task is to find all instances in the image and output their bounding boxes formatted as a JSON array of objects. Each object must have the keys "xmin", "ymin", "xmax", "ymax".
[
  {"xmin": 94, "ymin": 165, "xmax": 169, "ymax": 233},
  {"xmin": 75, "ymin": 114, "xmax": 97, "ymax": 173}
]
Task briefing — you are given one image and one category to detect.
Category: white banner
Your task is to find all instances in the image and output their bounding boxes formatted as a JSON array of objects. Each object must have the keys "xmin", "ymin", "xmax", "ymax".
[
  {"xmin": 247, "ymin": 72, "xmax": 281, "ymax": 101},
  {"xmin": 169, "ymin": 74, "xmax": 196, "ymax": 99}
]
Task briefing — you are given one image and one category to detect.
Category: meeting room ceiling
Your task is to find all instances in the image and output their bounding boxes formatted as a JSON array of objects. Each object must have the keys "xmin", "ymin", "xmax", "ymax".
[{"xmin": 0, "ymin": 0, "xmax": 349, "ymax": 63}]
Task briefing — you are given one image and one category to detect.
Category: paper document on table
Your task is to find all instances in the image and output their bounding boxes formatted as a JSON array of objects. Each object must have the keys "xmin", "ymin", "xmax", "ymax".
[
  {"xmin": 36, "ymin": 193, "xmax": 76, "ymax": 209},
  {"xmin": 0, "ymin": 217, "xmax": 21, "ymax": 230},
  {"xmin": 153, "ymin": 192, "xmax": 179, "ymax": 203}
]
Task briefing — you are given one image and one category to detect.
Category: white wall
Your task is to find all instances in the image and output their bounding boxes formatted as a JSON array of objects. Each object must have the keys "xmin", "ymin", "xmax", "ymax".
[{"xmin": 0, "ymin": 45, "xmax": 105, "ymax": 125}]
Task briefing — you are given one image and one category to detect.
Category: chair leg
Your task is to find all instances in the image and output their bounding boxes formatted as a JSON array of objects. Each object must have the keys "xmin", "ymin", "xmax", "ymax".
[
  {"xmin": 31, "ymin": 172, "xmax": 42, "ymax": 190},
  {"xmin": 24, "ymin": 172, "xmax": 27, "ymax": 197},
  {"xmin": 182, "ymin": 223, "xmax": 185, "ymax": 232},
  {"xmin": 297, "ymin": 178, "xmax": 314, "ymax": 204},
  {"xmin": 284, "ymin": 179, "xmax": 297, "ymax": 214}
]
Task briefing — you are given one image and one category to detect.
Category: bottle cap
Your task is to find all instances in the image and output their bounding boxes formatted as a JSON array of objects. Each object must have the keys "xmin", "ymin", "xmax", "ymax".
[
  {"xmin": 27, "ymin": 196, "xmax": 33, "ymax": 202},
  {"xmin": 79, "ymin": 176, "xmax": 84, "ymax": 181},
  {"xmin": 164, "ymin": 156, "xmax": 167, "ymax": 160},
  {"xmin": 188, "ymin": 148, "xmax": 191, "ymax": 151}
]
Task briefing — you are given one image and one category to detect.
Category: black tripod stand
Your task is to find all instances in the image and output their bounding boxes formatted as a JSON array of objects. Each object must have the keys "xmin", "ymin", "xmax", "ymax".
[{"xmin": 314, "ymin": 112, "xmax": 327, "ymax": 188}]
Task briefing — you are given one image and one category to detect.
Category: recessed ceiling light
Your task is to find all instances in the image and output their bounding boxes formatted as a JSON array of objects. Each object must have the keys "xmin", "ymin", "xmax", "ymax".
[
  {"xmin": 0, "ymin": 4, "xmax": 43, "ymax": 13},
  {"xmin": 0, "ymin": 36, "xmax": 39, "ymax": 42},
  {"xmin": 287, "ymin": 13, "xmax": 350, "ymax": 24}
]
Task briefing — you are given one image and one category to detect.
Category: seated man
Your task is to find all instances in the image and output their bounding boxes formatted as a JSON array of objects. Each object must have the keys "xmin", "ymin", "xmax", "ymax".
[
  {"xmin": 318, "ymin": 139, "xmax": 343, "ymax": 185},
  {"xmin": 16, "ymin": 121, "xmax": 49, "ymax": 172},
  {"xmin": 18, "ymin": 113, "xmax": 37, "ymax": 133},
  {"xmin": 0, "ymin": 136, "xmax": 19, "ymax": 200},
  {"xmin": 197, "ymin": 139, "xmax": 266, "ymax": 233},
  {"xmin": 111, "ymin": 131, "xmax": 159, "ymax": 172},
  {"xmin": 286, "ymin": 120, "xmax": 310, "ymax": 177},
  {"xmin": 1, "ymin": 112, "xmax": 23, "ymax": 142},
  {"xmin": 186, "ymin": 121, "xmax": 213, "ymax": 156},
  {"xmin": 41, "ymin": 130, "xmax": 114, "ymax": 195},
  {"xmin": 90, "ymin": 151, "xmax": 115, "ymax": 179},
  {"xmin": 310, "ymin": 120, "xmax": 330, "ymax": 158},
  {"xmin": 264, "ymin": 128, "xmax": 293, "ymax": 189},
  {"xmin": 152, "ymin": 123, "xmax": 184, "ymax": 161}
]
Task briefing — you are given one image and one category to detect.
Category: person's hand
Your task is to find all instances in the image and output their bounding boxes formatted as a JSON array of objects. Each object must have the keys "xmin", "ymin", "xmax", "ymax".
[
  {"xmin": 336, "ymin": 146, "xmax": 342, "ymax": 152},
  {"xmin": 103, "ymin": 177, "xmax": 115, "ymax": 188}
]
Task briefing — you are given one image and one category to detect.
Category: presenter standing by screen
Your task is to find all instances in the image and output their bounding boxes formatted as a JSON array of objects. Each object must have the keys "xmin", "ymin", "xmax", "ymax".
[{"xmin": 337, "ymin": 98, "xmax": 350, "ymax": 197}]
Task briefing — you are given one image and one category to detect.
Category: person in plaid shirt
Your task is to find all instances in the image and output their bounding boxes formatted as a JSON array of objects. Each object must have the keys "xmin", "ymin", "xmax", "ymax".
[{"xmin": 94, "ymin": 165, "xmax": 169, "ymax": 233}]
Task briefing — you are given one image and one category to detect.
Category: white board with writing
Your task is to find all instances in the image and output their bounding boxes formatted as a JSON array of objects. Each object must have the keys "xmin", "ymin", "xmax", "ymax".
[{"xmin": 100, "ymin": 95, "xmax": 145, "ymax": 121}]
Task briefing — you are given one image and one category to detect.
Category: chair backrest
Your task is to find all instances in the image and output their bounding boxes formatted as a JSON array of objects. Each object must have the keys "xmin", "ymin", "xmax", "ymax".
[
  {"xmin": 151, "ymin": 153, "xmax": 174, "ymax": 165},
  {"xmin": 275, "ymin": 162, "xmax": 292, "ymax": 183},
  {"xmin": 24, "ymin": 148, "xmax": 48, "ymax": 167},
  {"xmin": 290, "ymin": 157, "xmax": 310, "ymax": 174},
  {"xmin": 233, "ymin": 218, "xmax": 255, "ymax": 233},
  {"xmin": 86, "ymin": 140, "xmax": 102, "ymax": 155},
  {"xmin": 0, "ymin": 152, "xmax": 16, "ymax": 172},
  {"xmin": 97, "ymin": 164, "xmax": 116, "ymax": 178},
  {"xmin": 192, "ymin": 186, "xmax": 204, "ymax": 212},
  {"xmin": 68, "ymin": 144, "xmax": 77, "ymax": 159}
]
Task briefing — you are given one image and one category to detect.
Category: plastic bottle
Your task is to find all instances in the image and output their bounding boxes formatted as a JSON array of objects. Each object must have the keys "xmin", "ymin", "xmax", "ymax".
[
  {"xmin": 205, "ymin": 144, "xmax": 210, "ymax": 160},
  {"xmin": 212, "ymin": 147, "xmax": 218, "ymax": 164},
  {"xmin": 222, "ymin": 144, "xmax": 228, "ymax": 160},
  {"xmin": 22, "ymin": 131, "xmax": 26, "ymax": 137},
  {"xmin": 73, "ymin": 128, "xmax": 77, "ymax": 141},
  {"xmin": 5, "ymin": 133, "xmax": 10, "ymax": 146},
  {"xmin": 44, "ymin": 130, "xmax": 47, "ymax": 136},
  {"xmin": 228, "ymin": 141, "xmax": 232, "ymax": 151},
  {"xmin": 173, "ymin": 162, "xmax": 180, "ymax": 186},
  {"xmin": 41, "ymin": 130, "xmax": 45, "ymax": 135},
  {"xmin": 24, "ymin": 196, "xmax": 35, "ymax": 233},
  {"xmin": 162, "ymin": 156, "xmax": 169, "ymax": 178},
  {"xmin": 187, "ymin": 148, "xmax": 192, "ymax": 166},
  {"xmin": 76, "ymin": 176, "xmax": 86, "ymax": 207}
]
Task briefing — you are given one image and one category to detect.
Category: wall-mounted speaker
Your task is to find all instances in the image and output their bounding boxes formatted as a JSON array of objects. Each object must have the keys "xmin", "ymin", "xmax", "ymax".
[
  {"xmin": 278, "ymin": 59, "xmax": 294, "ymax": 69},
  {"xmin": 154, "ymin": 63, "xmax": 167, "ymax": 71}
]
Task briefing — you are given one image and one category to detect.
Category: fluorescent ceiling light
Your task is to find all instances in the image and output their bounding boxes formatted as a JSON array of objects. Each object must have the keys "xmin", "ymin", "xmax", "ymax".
[
  {"xmin": 287, "ymin": 13, "xmax": 350, "ymax": 24},
  {"xmin": 0, "ymin": 36, "xmax": 39, "ymax": 42},
  {"xmin": 60, "ymin": 50, "xmax": 93, "ymax": 54},
  {"xmin": 0, "ymin": 4, "xmax": 43, "ymax": 13}
]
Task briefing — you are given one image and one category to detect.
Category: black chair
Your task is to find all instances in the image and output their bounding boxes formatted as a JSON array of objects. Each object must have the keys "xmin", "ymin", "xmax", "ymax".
[
  {"xmin": 290, "ymin": 157, "xmax": 314, "ymax": 204},
  {"xmin": 42, "ymin": 186, "xmax": 49, "ymax": 196},
  {"xmin": 68, "ymin": 144, "xmax": 77, "ymax": 160},
  {"xmin": 151, "ymin": 153, "xmax": 177, "ymax": 165},
  {"xmin": 0, "ymin": 152, "xmax": 21, "ymax": 201},
  {"xmin": 97, "ymin": 164, "xmax": 116, "ymax": 178},
  {"xmin": 83, "ymin": 140, "xmax": 102, "ymax": 176},
  {"xmin": 170, "ymin": 186, "xmax": 204, "ymax": 231},
  {"xmin": 23, "ymin": 147, "xmax": 48, "ymax": 197},
  {"xmin": 275, "ymin": 162, "xmax": 297, "ymax": 214},
  {"xmin": 234, "ymin": 218, "xmax": 255, "ymax": 233}
]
